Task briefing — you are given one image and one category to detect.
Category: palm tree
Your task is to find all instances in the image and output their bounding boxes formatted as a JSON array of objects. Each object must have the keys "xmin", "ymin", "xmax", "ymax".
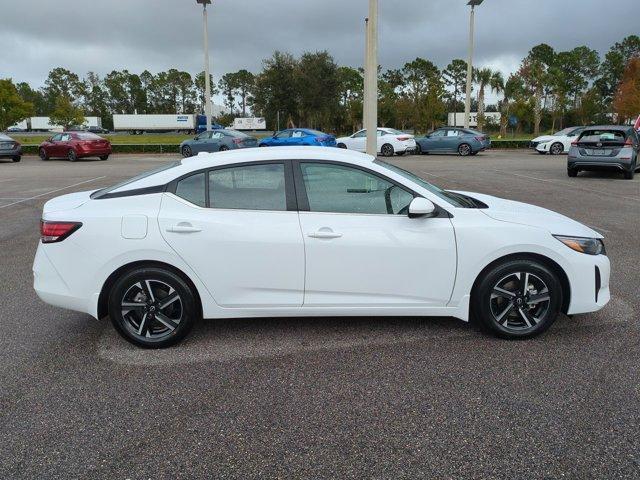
[{"xmin": 474, "ymin": 68, "xmax": 500, "ymax": 131}]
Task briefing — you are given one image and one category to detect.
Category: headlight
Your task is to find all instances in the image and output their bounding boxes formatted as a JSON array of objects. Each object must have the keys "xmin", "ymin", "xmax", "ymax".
[{"xmin": 554, "ymin": 235, "xmax": 606, "ymax": 255}]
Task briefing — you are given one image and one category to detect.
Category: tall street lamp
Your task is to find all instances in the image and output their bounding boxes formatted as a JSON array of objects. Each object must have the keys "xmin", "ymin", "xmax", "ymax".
[
  {"xmin": 464, "ymin": 0, "xmax": 483, "ymax": 129},
  {"xmin": 363, "ymin": 0, "xmax": 378, "ymax": 156},
  {"xmin": 197, "ymin": 0, "xmax": 213, "ymax": 132}
]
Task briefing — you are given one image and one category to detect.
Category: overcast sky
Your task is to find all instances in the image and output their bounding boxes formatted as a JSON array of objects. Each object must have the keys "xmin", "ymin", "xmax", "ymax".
[{"xmin": 1, "ymin": 0, "xmax": 638, "ymax": 104}]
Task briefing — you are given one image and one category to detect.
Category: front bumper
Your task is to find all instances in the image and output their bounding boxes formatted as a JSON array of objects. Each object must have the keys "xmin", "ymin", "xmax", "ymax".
[
  {"xmin": 535, "ymin": 143, "xmax": 550, "ymax": 153},
  {"xmin": 565, "ymin": 253, "xmax": 611, "ymax": 315}
]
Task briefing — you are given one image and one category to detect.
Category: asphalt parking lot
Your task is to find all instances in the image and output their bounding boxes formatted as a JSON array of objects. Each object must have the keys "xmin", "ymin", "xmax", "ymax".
[{"xmin": 1, "ymin": 150, "xmax": 639, "ymax": 479}]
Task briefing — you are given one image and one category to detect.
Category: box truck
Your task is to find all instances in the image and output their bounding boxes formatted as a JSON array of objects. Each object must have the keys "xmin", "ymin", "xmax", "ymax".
[{"xmin": 28, "ymin": 116, "xmax": 102, "ymax": 132}]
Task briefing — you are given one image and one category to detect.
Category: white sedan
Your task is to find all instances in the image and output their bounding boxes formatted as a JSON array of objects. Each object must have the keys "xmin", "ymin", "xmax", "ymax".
[
  {"xmin": 34, "ymin": 147, "xmax": 610, "ymax": 348},
  {"xmin": 531, "ymin": 127, "xmax": 585, "ymax": 155},
  {"xmin": 336, "ymin": 128, "xmax": 416, "ymax": 156}
]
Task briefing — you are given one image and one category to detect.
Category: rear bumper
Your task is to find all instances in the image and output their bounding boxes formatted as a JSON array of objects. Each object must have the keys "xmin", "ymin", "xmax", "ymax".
[
  {"xmin": 77, "ymin": 147, "xmax": 112, "ymax": 158},
  {"xmin": 0, "ymin": 147, "xmax": 22, "ymax": 158},
  {"xmin": 568, "ymin": 156, "xmax": 634, "ymax": 172}
]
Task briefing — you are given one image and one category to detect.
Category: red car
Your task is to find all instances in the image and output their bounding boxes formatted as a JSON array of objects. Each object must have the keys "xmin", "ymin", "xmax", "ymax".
[{"xmin": 39, "ymin": 132, "xmax": 112, "ymax": 162}]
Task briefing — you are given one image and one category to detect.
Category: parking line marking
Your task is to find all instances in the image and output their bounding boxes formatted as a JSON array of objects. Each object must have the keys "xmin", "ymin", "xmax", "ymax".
[
  {"xmin": 0, "ymin": 178, "xmax": 16, "ymax": 183},
  {"xmin": 492, "ymin": 170, "xmax": 640, "ymax": 203},
  {"xmin": 418, "ymin": 171, "xmax": 477, "ymax": 189},
  {"xmin": 0, "ymin": 177, "xmax": 106, "ymax": 209}
]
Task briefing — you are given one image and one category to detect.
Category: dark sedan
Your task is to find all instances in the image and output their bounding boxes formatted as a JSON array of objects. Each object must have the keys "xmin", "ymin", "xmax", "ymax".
[
  {"xmin": 0, "ymin": 134, "xmax": 22, "ymax": 162},
  {"xmin": 180, "ymin": 129, "xmax": 258, "ymax": 157},
  {"xmin": 415, "ymin": 127, "xmax": 491, "ymax": 156}
]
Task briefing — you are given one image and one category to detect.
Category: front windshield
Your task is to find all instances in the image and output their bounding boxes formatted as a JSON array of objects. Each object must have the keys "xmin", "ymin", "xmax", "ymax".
[
  {"xmin": 374, "ymin": 160, "xmax": 470, "ymax": 208},
  {"xmin": 91, "ymin": 161, "xmax": 181, "ymax": 199}
]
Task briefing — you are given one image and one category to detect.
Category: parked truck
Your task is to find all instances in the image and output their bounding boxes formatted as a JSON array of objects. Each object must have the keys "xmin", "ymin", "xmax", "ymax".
[
  {"xmin": 231, "ymin": 117, "xmax": 267, "ymax": 131},
  {"xmin": 112, "ymin": 114, "xmax": 220, "ymax": 135},
  {"xmin": 28, "ymin": 116, "xmax": 102, "ymax": 133}
]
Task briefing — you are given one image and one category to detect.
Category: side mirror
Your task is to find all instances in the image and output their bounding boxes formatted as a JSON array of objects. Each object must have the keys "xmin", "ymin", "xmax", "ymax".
[{"xmin": 408, "ymin": 197, "xmax": 436, "ymax": 218}]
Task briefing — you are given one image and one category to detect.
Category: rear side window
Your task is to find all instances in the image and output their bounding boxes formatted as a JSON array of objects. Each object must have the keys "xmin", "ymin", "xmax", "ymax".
[
  {"xmin": 91, "ymin": 161, "xmax": 181, "ymax": 199},
  {"xmin": 209, "ymin": 164, "xmax": 286, "ymax": 211},
  {"xmin": 175, "ymin": 173, "xmax": 206, "ymax": 207}
]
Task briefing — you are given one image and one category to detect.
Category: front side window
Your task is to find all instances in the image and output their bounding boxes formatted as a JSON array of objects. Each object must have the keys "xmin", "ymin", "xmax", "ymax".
[
  {"xmin": 300, "ymin": 163, "xmax": 413, "ymax": 215},
  {"xmin": 51, "ymin": 134, "xmax": 63, "ymax": 141},
  {"xmin": 275, "ymin": 130, "xmax": 292, "ymax": 139},
  {"xmin": 175, "ymin": 173, "xmax": 206, "ymax": 207},
  {"xmin": 209, "ymin": 164, "xmax": 286, "ymax": 211}
]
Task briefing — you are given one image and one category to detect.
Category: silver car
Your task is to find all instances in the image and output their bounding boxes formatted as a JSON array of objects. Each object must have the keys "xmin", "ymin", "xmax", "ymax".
[
  {"xmin": 0, "ymin": 133, "xmax": 22, "ymax": 162},
  {"xmin": 180, "ymin": 129, "xmax": 258, "ymax": 157},
  {"xmin": 568, "ymin": 126, "xmax": 639, "ymax": 180}
]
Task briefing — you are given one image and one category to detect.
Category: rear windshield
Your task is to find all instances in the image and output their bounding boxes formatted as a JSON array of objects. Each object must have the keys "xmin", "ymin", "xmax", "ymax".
[
  {"xmin": 76, "ymin": 133, "xmax": 102, "ymax": 140},
  {"xmin": 578, "ymin": 129, "xmax": 627, "ymax": 144},
  {"xmin": 91, "ymin": 161, "xmax": 181, "ymax": 199},
  {"xmin": 224, "ymin": 130, "xmax": 250, "ymax": 138}
]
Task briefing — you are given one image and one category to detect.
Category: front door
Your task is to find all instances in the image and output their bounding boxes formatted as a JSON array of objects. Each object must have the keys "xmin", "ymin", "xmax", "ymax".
[
  {"xmin": 295, "ymin": 161, "xmax": 457, "ymax": 307},
  {"xmin": 159, "ymin": 162, "xmax": 305, "ymax": 307}
]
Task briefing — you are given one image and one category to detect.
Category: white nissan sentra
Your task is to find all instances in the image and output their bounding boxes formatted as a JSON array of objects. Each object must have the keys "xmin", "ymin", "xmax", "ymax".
[{"xmin": 33, "ymin": 147, "xmax": 610, "ymax": 348}]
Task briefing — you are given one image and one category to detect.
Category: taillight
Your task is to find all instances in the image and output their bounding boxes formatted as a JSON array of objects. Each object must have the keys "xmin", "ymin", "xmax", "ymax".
[
  {"xmin": 40, "ymin": 221, "xmax": 82, "ymax": 243},
  {"xmin": 474, "ymin": 136, "xmax": 484, "ymax": 142},
  {"xmin": 624, "ymin": 137, "xmax": 633, "ymax": 146},
  {"xmin": 571, "ymin": 141, "xmax": 578, "ymax": 146},
  {"xmin": 232, "ymin": 138, "xmax": 243, "ymax": 145}
]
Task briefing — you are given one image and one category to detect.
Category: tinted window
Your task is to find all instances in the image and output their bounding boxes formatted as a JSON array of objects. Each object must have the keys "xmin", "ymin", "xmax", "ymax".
[
  {"xmin": 51, "ymin": 134, "xmax": 63, "ymax": 141},
  {"xmin": 76, "ymin": 133, "xmax": 102, "ymax": 140},
  {"xmin": 300, "ymin": 163, "xmax": 413, "ymax": 215},
  {"xmin": 209, "ymin": 164, "xmax": 286, "ymax": 211},
  {"xmin": 430, "ymin": 130, "xmax": 446, "ymax": 137},
  {"xmin": 579, "ymin": 129, "xmax": 627, "ymax": 144},
  {"xmin": 353, "ymin": 130, "xmax": 366, "ymax": 138},
  {"xmin": 175, "ymin": 173, "xmax": 206, "ymax": 207}
]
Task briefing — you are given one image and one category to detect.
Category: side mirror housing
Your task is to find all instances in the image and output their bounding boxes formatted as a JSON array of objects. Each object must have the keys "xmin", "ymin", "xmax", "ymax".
[{"xmin": 408, "ymin": 197, "xmax": 436, "ymax": 218}]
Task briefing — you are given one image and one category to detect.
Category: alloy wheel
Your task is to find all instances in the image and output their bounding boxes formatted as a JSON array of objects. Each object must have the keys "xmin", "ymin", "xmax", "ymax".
[
  {"xmin": 489, "ymin": 272, "xmax": 551, "ymax": 332},
  {"xmin": 182, "ymin": 146, "xmax": 192, "ymax": 158},
  {"xmin": 381, "ymin": 144, "xmax": 394, "ymax": 157},
  {"xmin": 120, "ymin": 279, "xmax": 183, "ymax": 341},
  {"xmin": 550, "ymin": 143, "xmax": 563, "ymax": 155},
  {"xmin": 458, "ymin": 144, "xmax": 471, "ymax": 156}
]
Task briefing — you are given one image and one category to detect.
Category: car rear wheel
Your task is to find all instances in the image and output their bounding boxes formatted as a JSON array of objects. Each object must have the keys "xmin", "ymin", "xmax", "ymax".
[
  {"xmin": 567, "ymin": 168, "xmax": 578, "ymax": 177},
  {"xmin": 550, "ymin": 142, "xmax": 564, "ymax": 155},
  {"xmin": 39, "ymin": 148, "xmax": 48, "ymax": 161},
  {"xmin": 458, "ymin": 143, "xmax": 472, "ymax": 156},
  {"xmin": 472, "ymin": 259, "xmax": 562, "ymax": 339},
  {"xmin": 219, "ymin": 145, "xmax": 229, "ymax": 151},
  {"xmin": 67, "ymin": 149, "xmax": 77, "ymax": 162},
  {"xmin": 381, "ymin": 144, "xmax": 394, "ymax": 157},
  {"xmin": 12, "ymin": 156, "xmax": 21, "ymax": 162},
  {"xmin": 337, "ymin": 143, "xmax": 347, "ymax": 149},
  {"xmin": 181, "ymin": 145, "xmax": 192, "ymax": 158},
  {"xmin": 108, "ymin": 267, "xmax": 198, "ymax": 348},
  {"xmin": 99, "ymin": 155, "xmax": 109, "ymax": 161}
]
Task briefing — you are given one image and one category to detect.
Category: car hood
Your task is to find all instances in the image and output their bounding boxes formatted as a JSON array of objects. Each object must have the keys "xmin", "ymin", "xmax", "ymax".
[
  {"xmin": 43, "ymin": 190, "xmax": 94, "ymax": 214},
  {"xmin": 531, "ymin": 135, "xmax": 555, "ymax": 143},
  {"xmin": 451, "ymin": 190, "xmax": 602, "ymax": 238}
]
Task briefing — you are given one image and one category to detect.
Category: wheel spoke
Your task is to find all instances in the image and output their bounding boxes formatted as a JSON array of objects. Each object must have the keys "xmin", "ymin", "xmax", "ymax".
[
  {"xmin": 158, "ymin": 292, "xmax": 180, "ymax": 310},
  {"xmin": 492, "ymin": 287, "xmax": 516, "ymax": 299},
  {"xmin": 521, "ymin": 272, "xmax": 530, "ymax": 295},
  {"xmin": 154, "ymin": 313, "xmax": 178, "ymax": 332},
  {"xmin": 527, "ymin": 290, "xmax": 550, "ymax": 305},
  {"xmin": 517, "ymin": 308, "xmax": 538, "ymax": 327},
  {"xmin": 495, "ymin": 303, "xmax": 514, "ymax": 324},
  {"xmin": 137, "ymin": 313, "xmax": 148, "ymax": 336}
]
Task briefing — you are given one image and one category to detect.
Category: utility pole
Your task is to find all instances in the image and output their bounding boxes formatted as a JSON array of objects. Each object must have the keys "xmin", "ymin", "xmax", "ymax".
[
  {"xmin": 464, "ymin": 0, "xmax": 484, "ymax": 129},
  {"xmin": 364, "ymin": 0, "xmax": 378, "ymax": 156},
  {"xmin": 197, "ymin": 0, "xmax": 213, "ymax": 132}
]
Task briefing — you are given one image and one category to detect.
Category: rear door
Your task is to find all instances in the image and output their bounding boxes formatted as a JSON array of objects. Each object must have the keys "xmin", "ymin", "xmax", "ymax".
[
  {"xmin": 349, "ymin": 130, "xmax": 367, "ymax": 152},
  {"xmin": 159, "ymin": 161, "xmax": 305, "ymax": 307}
]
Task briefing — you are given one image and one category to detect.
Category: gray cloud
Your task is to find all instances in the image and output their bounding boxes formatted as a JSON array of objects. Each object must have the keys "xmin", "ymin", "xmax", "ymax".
[{"xmin": 1, "ymin": 0, "xmax": 637, "ymax": 93}]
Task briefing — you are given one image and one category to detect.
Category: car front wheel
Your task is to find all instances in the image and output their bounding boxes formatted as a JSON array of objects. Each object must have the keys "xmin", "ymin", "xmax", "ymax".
[
  {"xmin": 39, "ymin": 148, "xmax": 49, "ymax": 161},
  {"xmin": 181, "ymin": 145, "xmax": 193, "ymax": 158},
  {"xmin": 12, "ymin": 156, "xmax": 21, "ymax": 162},
  {"xmin": 381, "ymin": 144, "xmax": 394, "ymax": 157},
  {"xmin": 472, "ymin": 259, "xmax": 562, "ymax": 339},
  {"xmin": 458, "ymin": 143, "xmax": 472, "ymax": 156},
  {"xmin": 550, "ymin": 142, "xmax": 564, "ymax": 155},
  {"xmin": 108, "ymin": 267, "xmax": 199, "ymax": 348}
]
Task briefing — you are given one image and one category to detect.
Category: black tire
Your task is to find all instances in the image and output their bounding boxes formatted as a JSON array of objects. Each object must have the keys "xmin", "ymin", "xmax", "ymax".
[
  {"xmin": 67, "ymin": 149, "xmax": 77, "ymax": 162},
  {"xmin": 12, "ymin": 156, "xmax": 21, "ymax": 162},
  {"xmin": 624, "ymin": 169, "xmax": 634, "ymax": 180},
  {"xmin": 414, "ymin": 143, "xmax": 422, "ymax": 155},
  {"xmin": 567, "ymin": 168, "xmax": 578, "ymax": 177},
  {"xmin": 337, "ymin": 143, "xmax": 347, "ymax": 149},
  {"xmin": 181, "ymin": 145, "xmax": 193, "ymax": 158},
  {"xmin": 108, "ymin": 267, "xmax": 198, "ymax": 348},
  {"xmin": 381, "ymin": 143, "xmax": 394, "ymax": 157},
  {"xmin": 219, "ymin": 145, "xmax": 229, "ymax": 151},
  {"xmin": 396, "ymin": 151, "xmax": 406, "ymax": 156},
  {"xmin": 39, "ymin": 148, "xmax": 49, "ymax": 161},
  {"xmin": 472, "ymin": 259, "xmax": 562, "ymax": 339},
  {"xmin": 470, "ymin": 151, "xmax": 478, "ymax": 156},
  {"xmin": 458, "ymin": 143, "xmax": 472, "ymax": 156},
  {"xmin": 550, "ymin": 142, "xmax": 564, "ymax": 155},
  {"xmin": 259, "ymin": 144, "xmax": 268, "ymax": 147},
  {"xmin": 99, "ymin": 155, "xmax": 109, "ymax": 161}
]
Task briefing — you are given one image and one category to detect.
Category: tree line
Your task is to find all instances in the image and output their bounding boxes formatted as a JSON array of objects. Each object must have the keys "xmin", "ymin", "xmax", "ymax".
[{"xmin": 1, "ymin": 35, "xmax": 639, "ymax": 134}]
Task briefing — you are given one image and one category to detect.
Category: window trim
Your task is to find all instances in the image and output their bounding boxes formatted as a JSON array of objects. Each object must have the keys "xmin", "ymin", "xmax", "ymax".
[
  {"xmin": 292, "ymin": 159, "xmax": 449, "ymax": 217},
  {"xmin": 168, "ymin": 160, "xmax": 297, "ymax": 212}
]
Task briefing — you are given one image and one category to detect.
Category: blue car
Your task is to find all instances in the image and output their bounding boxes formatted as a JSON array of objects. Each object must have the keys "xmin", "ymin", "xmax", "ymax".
[
  {"xmin": 259, "ymin": 128, "xmax": 337, "ymax": 148},
  {"xmin": 415, "ymin": 127, "xmax": 491, "ymax": 156}
]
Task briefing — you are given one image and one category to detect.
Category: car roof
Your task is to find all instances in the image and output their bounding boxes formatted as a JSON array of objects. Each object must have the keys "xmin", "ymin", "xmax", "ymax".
[
  {"xmin": 109, "ymin": 147, "xmax": 376, "ymax": 193},
  {"xmin": 581, "ymin": 125, "xmax": 630, "ymax": 131}
]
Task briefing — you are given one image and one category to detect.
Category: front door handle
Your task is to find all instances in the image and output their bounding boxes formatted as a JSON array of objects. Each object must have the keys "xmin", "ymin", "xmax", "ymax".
[
  {"xmin": 308, "ymin": 228, "xmax": 343, "ymax": 239},
  {"xmin": 167, "ymin": 223, "xmax": 202, "ymax": 234}
]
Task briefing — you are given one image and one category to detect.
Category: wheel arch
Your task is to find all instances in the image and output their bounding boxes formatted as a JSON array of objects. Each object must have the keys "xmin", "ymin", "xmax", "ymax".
[
  {"xmin": 97, "ymin": 260, "xmax": 203, "ymax": 320},
  {"xmin": 470, "ymin": 252, "xmax": 571, "ymax": 315}
]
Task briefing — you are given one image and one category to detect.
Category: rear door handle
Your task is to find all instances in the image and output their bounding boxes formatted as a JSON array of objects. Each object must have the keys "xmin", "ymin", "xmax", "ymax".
[
  {"xmin": 167, "ymin": 223, "xmax": 202, "ymax": 234},
  {"xmin": 308, "ymin": 228, "xmax": 343, "ymax": 239}
]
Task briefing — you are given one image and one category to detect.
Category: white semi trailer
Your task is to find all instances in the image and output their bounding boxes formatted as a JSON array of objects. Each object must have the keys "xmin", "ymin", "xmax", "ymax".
[
  {"xmin": 231, "ymin": 117, "xmax": 267, "ymax": 131},
  {"xmin": 29, "ymin": 116, "xmax": 102, "ymax": 132},
  {"xmin": 113, "ymin": 114, "xmax": 204, "ymax": 134}
]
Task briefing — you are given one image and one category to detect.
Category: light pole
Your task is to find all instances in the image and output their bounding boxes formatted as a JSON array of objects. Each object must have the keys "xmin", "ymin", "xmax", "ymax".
[
  {"xmin": 197, "ymin": 0, "xmax": 213, "ymax": 132},
  {"xmin": 363, "ymin": 0, "xmax": 378, "ymax": 156},
  {"xmin": 464, "ymin": 0, "xmax": 483, "ymax": 129}
]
